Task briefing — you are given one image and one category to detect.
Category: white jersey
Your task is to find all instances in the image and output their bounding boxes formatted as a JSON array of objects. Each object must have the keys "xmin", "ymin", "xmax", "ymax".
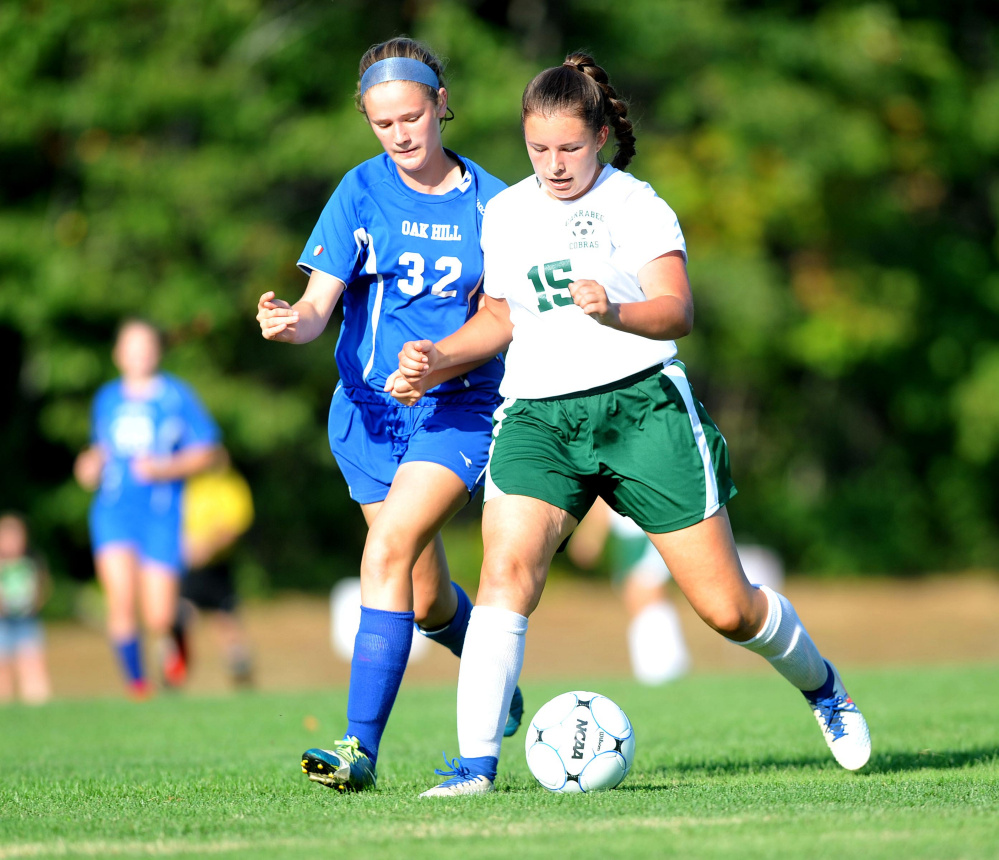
[{"xmin": 482, "ymin": 165, "xmax": 686, "ymax": 399}]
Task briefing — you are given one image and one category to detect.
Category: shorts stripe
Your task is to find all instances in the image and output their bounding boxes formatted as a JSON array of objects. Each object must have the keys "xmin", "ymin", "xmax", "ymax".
[
  {"xmin": 662, "ymin": 364, "xmax": 720, "ymax": 520},
  {"xmin": 483, "ymin": 397, "xmax": 515, "ymax": 501}
]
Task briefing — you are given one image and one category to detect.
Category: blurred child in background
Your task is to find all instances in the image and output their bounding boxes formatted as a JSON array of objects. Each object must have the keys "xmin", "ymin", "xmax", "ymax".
[
  {"xmin": 169, "ymin": 453, "xmax": 255, "ymax": 688},
  {"xmin": 569, "ymin": 497, "xmax": 690, "ymax": 685},
  {"xmin": 0, "ymin": 512, "xmax": 52, "ymax": 705},
  {"xmin": 74, "ymin": 319, "xmax": 222, "ymax": 699}
]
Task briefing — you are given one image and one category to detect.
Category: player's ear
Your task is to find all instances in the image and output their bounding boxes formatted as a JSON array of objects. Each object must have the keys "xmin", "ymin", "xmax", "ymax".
[{"xmin": 437, "ymin": 87, "xmax": 448, "ymax": 119}]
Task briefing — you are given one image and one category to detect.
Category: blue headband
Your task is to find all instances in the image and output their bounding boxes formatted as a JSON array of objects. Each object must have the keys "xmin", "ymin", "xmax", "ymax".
[{"xmin": 360, "ymin": 57, "xmax": 440, "ymax": 98}]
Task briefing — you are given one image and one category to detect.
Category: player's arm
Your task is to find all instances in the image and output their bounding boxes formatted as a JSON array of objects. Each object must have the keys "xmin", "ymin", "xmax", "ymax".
[
  {"xmin": 386, "ymin": 296, "xmax": 513, "ymax": 403},
  {"xmin": 568, "ymin": 250, "xmax": 693, "ymax": 340},
  {"xmin": 257, "ymin": 269, "xmax": 346, "ymax": 344},
  {"xmin": 132, "ymin": 443, "xmax": 223, "ymax": 484}
]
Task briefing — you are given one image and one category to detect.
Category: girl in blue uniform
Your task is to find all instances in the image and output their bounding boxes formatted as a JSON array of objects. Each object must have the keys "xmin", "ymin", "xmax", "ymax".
[
  {"xmin": 74, "ymin": 319, "xmax": 222, "ymax": 697},
  {"xmin": 256, "ymin": 37, "xmax": 517, "ymax": 792}
]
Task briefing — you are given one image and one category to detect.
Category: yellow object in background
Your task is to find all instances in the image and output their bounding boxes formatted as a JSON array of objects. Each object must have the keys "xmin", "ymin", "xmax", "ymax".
[{"xmin": 182, "ymin": 469, "xmax": 254, "ymax": 568}]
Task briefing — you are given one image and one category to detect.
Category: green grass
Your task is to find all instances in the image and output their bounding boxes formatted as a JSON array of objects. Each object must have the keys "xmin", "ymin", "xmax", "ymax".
[{"xmin": 1, "ymin": 665, "xmax": 997, "ymax": 859}]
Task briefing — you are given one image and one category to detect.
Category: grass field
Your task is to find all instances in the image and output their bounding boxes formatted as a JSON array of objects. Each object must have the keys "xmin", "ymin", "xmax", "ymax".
[{"xmin": 1, "ymin": 665, "xmax": 997, "ymax": 859}]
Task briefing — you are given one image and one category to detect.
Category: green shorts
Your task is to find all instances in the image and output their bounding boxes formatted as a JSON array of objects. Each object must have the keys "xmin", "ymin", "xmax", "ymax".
[{"xmin": 484, "ymin": 362, "xmax": 737, "ymax": 533}]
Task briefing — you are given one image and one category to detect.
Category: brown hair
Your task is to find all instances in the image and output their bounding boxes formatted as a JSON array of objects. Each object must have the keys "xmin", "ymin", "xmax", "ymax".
[
  {"xmin": 355, "ymin": 37, "xmax": 452, "ymax": 125},
  {"xmin": 521, "ymin": 52, "xmax": 635, "ymax": 170}
]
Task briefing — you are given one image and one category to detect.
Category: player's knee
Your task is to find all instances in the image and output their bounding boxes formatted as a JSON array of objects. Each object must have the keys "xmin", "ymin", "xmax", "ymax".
[
  {"xmin": 479, "ymin": 552, "xmax": 545, "ymax": 615},
  {"xmin": 360, "ymin": 531, "xmax": 418, "ymax": 585},
  {"xmin": 701, "ymin": 603, "xmax": 758, "ymax": 640}
]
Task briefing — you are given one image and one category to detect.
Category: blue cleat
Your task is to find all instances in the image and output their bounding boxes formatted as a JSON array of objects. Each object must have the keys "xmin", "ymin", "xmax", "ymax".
[
  {"xmin": 301, "ymin": 736, "xmax": 377, "ymax": 792},
  {"xmin": 504, "ymin": 685, "xmax": 524, "ymax": 738}
]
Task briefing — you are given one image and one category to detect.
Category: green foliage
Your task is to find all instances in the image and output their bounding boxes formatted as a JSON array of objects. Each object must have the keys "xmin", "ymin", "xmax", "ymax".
[
  {"xmin": 0, "ymin": 666, "xmax": 997, "ymax": 858},
  {"xmin": 1, "ymin": 0, "xmax": 998, "ymax": 582}
]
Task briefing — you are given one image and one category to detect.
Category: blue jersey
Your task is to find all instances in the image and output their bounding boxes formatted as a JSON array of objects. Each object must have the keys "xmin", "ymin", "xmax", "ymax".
[
  {"xmin": 90, "ymin": 373, "xmax": 220, "ymax": 512},
  {"xmin": 298, "ymin": 151, "xmax": 506, "ymax": 400}
]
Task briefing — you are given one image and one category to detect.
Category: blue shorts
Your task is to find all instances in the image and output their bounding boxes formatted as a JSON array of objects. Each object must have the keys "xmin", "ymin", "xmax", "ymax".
[
  {"xmin": 89, "ymin": 496, "xmax": 184, "ymax": 573},
  {"xmin": 328, "ymin": 384, "xmax": 499, "ymax": 505},
  {"xmin": 0, "ymin": 617, "xmax": 44, "ymax": 657}
]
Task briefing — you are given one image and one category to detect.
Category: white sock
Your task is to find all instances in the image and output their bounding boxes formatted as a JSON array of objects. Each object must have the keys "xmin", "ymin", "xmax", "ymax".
[
  {"xmin": 629, "ymin": 602, "xmax": 690, "ymax": 685},
  {"xmin": 732, "ymin": 584, "xmax": 828, "ymax": 690},
  {"xmin": 457, "ymin": 605, "xmax": 528, "ymax": 761}
]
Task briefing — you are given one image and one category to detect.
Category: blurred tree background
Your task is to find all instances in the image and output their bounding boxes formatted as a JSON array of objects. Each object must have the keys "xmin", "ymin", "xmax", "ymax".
[{"xmin": 1, "ymin": 0, "xmax": 997, "ymax": 593}]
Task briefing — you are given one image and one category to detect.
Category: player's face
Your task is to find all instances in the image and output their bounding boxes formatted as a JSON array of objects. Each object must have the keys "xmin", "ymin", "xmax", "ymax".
[
  {"xmin": 363, "ymin": 81, "xmax": 447, "ymax": 179},
  {"xmin": 113, "ymin": 322, "xmax": 161, "ymax": 381},
  {"xmin": 524, "ymin": 113, "xmax": 609, "ymax": 201}
]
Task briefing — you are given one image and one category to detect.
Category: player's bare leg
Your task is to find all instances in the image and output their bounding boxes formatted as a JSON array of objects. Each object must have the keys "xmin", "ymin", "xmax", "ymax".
[
  {"xmin": 646, "ymin": 509, "xmax": 870, "ymax": 770},
  {"xmin": 140, "ymin": 564, "xmax": 183, "ymax": 688},
  {"xmin": 96, "ymin": 546, "xmax": 150, "ymax": 697}
]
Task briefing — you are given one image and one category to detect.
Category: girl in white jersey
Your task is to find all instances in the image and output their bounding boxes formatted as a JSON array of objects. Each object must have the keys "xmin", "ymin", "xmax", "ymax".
[{"xmin": 391, "ymin": 52, "xmax": 872, "ymax": 795}]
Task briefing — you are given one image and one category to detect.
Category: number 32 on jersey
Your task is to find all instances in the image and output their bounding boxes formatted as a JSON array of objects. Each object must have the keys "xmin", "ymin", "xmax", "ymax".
[{"xmin": 398, "ymin": 252, "xmax": 462, "ymax": 298}]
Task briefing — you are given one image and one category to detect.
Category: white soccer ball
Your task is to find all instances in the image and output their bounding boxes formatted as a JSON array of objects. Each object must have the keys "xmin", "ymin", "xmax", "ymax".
[{"xmin": 524, "ymin": 691, "xmax": 635, "ymax": 793}]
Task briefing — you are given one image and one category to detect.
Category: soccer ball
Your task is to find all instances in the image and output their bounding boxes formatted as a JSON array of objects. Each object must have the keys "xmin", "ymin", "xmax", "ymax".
[
  {"xmin": 572, "ymin": 219, "xmax": 594, "ymax": 237},
  {"xmin": 524, "ymin": 691, "xmax": 635, "ymax": 793}
]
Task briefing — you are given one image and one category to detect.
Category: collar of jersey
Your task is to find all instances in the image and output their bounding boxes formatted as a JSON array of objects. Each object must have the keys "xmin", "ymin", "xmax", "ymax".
[{"xmin": 386, "ymin": 149, "xmax": 472, "ymax": 203}]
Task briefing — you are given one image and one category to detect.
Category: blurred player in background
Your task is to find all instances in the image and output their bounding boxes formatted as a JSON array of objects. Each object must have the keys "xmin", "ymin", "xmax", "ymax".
[
  {"xmin": 569, "ymin": 497, "xmax": 690, "ymax": 685},
  {"xmin": 256, "ymin": 37, "xmax": 520, "ymax": 793},
  {"xmin": 0, "ymin": 513, "xmax": 52, "ymax": 705},
  {"xmin": 393, "ymin": 52, "xmax": 871, "ymax": 795},
  {"xmin": 74, "ymin": 319, "xmax": 222, "ymax": 699},
  {"xmin": 169, "ymin": 454, "xmax": 255, "ymax": 689}
]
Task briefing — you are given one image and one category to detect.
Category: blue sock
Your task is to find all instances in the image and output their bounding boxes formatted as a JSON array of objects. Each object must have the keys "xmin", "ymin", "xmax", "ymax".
[
  {"xmin": 803, "ymin": 660, "xmax": 835, "ymax": 700},
  {"xmin": 461, "ymin": 754, "xmax": 498, "ymax": 781},
  {"xmin": 113, "ymin": 637, "xmax": 144, "ymax": 684},
  {"xmin": 345, "ymin": 606, "xmax": 414, "ymax": 765},
  {"xmin": 417, "ymin": 583, "xmax": 472, "ymax": 658}
]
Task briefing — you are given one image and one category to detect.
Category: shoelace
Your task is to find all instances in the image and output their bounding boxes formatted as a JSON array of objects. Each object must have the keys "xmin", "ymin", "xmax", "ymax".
[
  {"xmin": 433, "ymin": 752, "xmax": 474, "ymax": 784},
  {"xmin": 812, "ymin": 694, "xmax": 855, "ymax": 741},
  {"xmin": 330, "ymin": 737, "xmax": 365, "ymax": 765}
]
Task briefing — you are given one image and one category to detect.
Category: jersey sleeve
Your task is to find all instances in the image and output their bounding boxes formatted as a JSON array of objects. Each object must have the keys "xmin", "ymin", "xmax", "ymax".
[
  {"xmin": 481, "ymin": 201, "xmax": 507, "ymax": 300},
  {"xmin": 91, "ymin": 384, "xmax": 113, "ymax": 447},
  {"xmin": 613, "ymin": 181, "xmax": 687, "ymax": 274},
  {"xmin": 174, "ymin": 381, "xmax": 221, "ymax": 449},
  {"xmin": 297, "ymin": 171, "xmax": 366, "ymax": 283}
]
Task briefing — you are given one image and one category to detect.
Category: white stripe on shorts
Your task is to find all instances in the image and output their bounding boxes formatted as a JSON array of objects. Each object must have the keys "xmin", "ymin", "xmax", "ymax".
[
  {"xmin": 482, "ymin": 397, "xmax": 516, "ymax": 502},
  {"xmin": 661, "ymin": 364, "xmax": 720, "ymax": 521}
]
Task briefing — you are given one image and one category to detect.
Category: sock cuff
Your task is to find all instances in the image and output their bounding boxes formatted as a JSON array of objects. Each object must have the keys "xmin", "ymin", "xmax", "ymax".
[
  {"xmin": 469, "ymin": 604, "xmax": 528, "ymax": 635},
  {"xmin": 359, "ymin": 605, "xmax": 416, "ymax": 624},
  {"xmin": 724, "ymin": 584, "xmax": 781, "ymax": 646}
]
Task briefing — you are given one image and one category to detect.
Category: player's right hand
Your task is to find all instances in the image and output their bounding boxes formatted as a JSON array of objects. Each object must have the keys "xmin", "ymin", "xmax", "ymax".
[
  {"xmin": 73, "ymin": 446, "xmax": 104, "ymax": 491},
  {"xmin": 383, "ymin": 369, "xmax": 426, "ymax": 406},
  {"xmin": 397, "ymin": 340, "xmax": 437, "ymax": 380},
  {"xmin": 257, "ymin": 291, "xmax": 300, "ymax": 341}
]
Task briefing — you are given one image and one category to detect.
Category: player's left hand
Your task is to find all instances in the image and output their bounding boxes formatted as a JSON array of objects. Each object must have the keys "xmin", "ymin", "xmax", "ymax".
[
  {"xmin": 569, "ymin": 279, "xmax": 621, "ymax": 328},
  {"xmin": 384, "ymin": 369, "xmax": 426, "ymax": 406}
]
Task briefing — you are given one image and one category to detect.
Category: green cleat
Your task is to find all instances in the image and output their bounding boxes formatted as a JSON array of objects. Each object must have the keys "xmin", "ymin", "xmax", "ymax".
[
  {"xmin": 504, "ymin": 685, "xmax": 524, "ymax": 738},
  {"xmin": 301, "ymin": 736, "xmax": 377, "ymax": 792}
]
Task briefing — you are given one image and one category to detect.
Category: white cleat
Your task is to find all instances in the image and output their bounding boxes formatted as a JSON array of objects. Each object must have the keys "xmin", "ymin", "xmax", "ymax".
[
  {"xmin": 804, "ymin": 661, "xmax": 871, "ymax": 771},
  {"xmin": 420, "ymin": 774, "xmax": 494, "ymax": 797},
  {"xmin": 419, "ymin": 754, "xmax": 495, "ymax": 797}
]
